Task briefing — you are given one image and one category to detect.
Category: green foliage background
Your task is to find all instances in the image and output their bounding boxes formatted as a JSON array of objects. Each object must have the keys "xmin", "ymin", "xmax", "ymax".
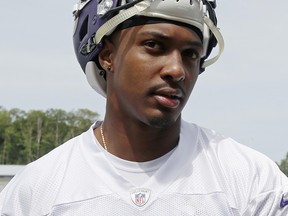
[
  {"xmin": 278, "ymin": 153, "xmax": 288, "ymax": 177},
  {"xmin": 0, "ymin": 107, "xmax": 98, "ymax": 164}
]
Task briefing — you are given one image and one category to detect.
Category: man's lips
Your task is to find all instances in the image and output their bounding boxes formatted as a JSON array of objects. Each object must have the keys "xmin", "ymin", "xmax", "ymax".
[{"xmin": 153, "ymin": 87, "xmax": 184, "ymax": 109}]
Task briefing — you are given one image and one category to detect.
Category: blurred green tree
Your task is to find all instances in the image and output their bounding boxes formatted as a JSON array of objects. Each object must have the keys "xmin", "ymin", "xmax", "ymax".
[
  {"xmin": 278, "ymin": 153, "xmax": 288, "ymax": 177},
  {"xmin": 0, "ymin": 107, "xmax": 98, "ymax": 164}
]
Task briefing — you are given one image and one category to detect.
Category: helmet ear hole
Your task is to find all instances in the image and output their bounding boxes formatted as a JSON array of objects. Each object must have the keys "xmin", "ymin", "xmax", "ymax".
[{"xmin": 79, "ymin": 15, "xmax": 89, "ymax": 41}]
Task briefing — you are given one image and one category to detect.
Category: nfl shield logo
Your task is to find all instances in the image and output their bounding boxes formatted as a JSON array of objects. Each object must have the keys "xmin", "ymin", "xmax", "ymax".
[{"xmin": 130, "ymin": 188, "xmax": 151, "ymax": 207}]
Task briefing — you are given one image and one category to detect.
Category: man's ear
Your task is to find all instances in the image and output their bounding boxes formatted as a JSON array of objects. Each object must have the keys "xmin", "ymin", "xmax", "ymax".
[{"xmin": 98, "ymin": 37, "xmax": 114, "ymax": 72}]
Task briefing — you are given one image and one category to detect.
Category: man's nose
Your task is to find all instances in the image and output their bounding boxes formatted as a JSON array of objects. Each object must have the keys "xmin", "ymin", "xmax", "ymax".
[{"xmin": 160, "ymin": 51, "xmax": 185, "ymax": 82}]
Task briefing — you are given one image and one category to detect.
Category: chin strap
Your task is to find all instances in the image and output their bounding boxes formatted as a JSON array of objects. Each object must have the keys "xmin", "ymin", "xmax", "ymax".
[
  {"xmin": 202, "ymin": 16, "xmax": 225, "ymax": 68},
  {"xmin": 86, "ymin": 0, "xmax": 224, "ymax": 69}
]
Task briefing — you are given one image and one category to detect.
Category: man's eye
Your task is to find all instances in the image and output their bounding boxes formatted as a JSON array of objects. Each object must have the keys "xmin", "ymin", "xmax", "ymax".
[
  {"xmin": 144, "ymin": 41, "xmax": 160, "ymax": 49},
  {"xmin": 183, "ymin": 49, "xmax": 200, "ymax": 60}
]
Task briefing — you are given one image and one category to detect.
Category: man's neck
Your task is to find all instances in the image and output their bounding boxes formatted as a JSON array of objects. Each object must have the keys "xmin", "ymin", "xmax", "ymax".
[{"xmin": 94, "ymin": 116, "xmax": 181, "ymax": 162}]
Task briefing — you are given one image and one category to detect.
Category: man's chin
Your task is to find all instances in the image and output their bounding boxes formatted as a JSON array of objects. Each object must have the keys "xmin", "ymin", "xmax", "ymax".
[{"xmin": 147, "ymin": 116, "xmax": 177, "ymax": 129}]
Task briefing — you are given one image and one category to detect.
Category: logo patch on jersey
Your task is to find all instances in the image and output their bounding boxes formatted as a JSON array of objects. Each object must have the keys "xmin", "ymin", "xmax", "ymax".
[
  {"xmin": 130, "ymin": 188, "xmax": 151, "ymax": 207},
  {"xmin": 280, "ymin": 192, "xmax": 288, "ymax": 208}
]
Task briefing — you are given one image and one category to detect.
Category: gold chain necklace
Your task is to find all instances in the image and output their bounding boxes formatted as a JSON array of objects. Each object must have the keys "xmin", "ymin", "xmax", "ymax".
[{"xmin": 100, "ymin": 122, "xmax": 108, "ymax": 151}]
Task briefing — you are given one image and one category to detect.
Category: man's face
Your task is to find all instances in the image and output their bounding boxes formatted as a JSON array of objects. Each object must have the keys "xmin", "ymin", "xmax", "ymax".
[{"xmin": 105, "ymin": 22, "xmax": 202, "ymax": 128}]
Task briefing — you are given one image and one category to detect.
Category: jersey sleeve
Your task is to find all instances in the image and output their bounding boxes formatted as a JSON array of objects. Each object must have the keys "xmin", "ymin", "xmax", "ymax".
[
  {"xmin": 0, "ymin": 166, "xmax": 34, "ymax": 215},
  {"xmin": 199, "ymin": 126, "xmax": 288, "ymax": 215},
  {"xmin": 0, "ymin": 134, "xmax": 85, "ymax": 215},
  {"xmin": 242, "ymin": 172, "xmax": 288, "ymax": 216},
  {"xmin": 224, "ymin": 140, "xmax": 288, "ymax": 215},
  {"xmin": 220, "ymin": 138, "xmax": 288, "ymax": 215}
]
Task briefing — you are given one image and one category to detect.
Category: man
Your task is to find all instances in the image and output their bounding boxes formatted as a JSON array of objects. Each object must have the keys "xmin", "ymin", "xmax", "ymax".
[{"xmin": 1, "ymin": 0, "xmax": 287, "ymax": 215}]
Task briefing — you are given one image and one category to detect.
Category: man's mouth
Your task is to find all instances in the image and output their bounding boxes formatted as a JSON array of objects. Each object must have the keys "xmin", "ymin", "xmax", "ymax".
[{"xmin": 153, "ymin": 87, "xmax": 183, "ymax": 109}]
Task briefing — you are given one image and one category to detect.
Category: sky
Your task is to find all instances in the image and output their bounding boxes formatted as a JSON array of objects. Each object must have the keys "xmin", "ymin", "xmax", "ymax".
[{"xmin": 1, "ymin": 1, "xmax": 287, "ymax": 163}]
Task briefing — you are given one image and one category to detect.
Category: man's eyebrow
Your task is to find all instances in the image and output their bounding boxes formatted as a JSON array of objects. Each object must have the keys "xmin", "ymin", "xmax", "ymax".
[
  {"xmin": 139, "ymin": 31, "xmax": 203, "ymax": 47},
  {"xmin": 140, "ymin": 31, "xmax": 170, "ymax": 40}
]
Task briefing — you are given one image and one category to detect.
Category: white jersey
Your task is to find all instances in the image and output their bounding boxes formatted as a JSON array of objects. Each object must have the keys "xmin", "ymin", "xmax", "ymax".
[{"xmin": 1, "ymin": 120, "xmax": 288, "ymax": 215}]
